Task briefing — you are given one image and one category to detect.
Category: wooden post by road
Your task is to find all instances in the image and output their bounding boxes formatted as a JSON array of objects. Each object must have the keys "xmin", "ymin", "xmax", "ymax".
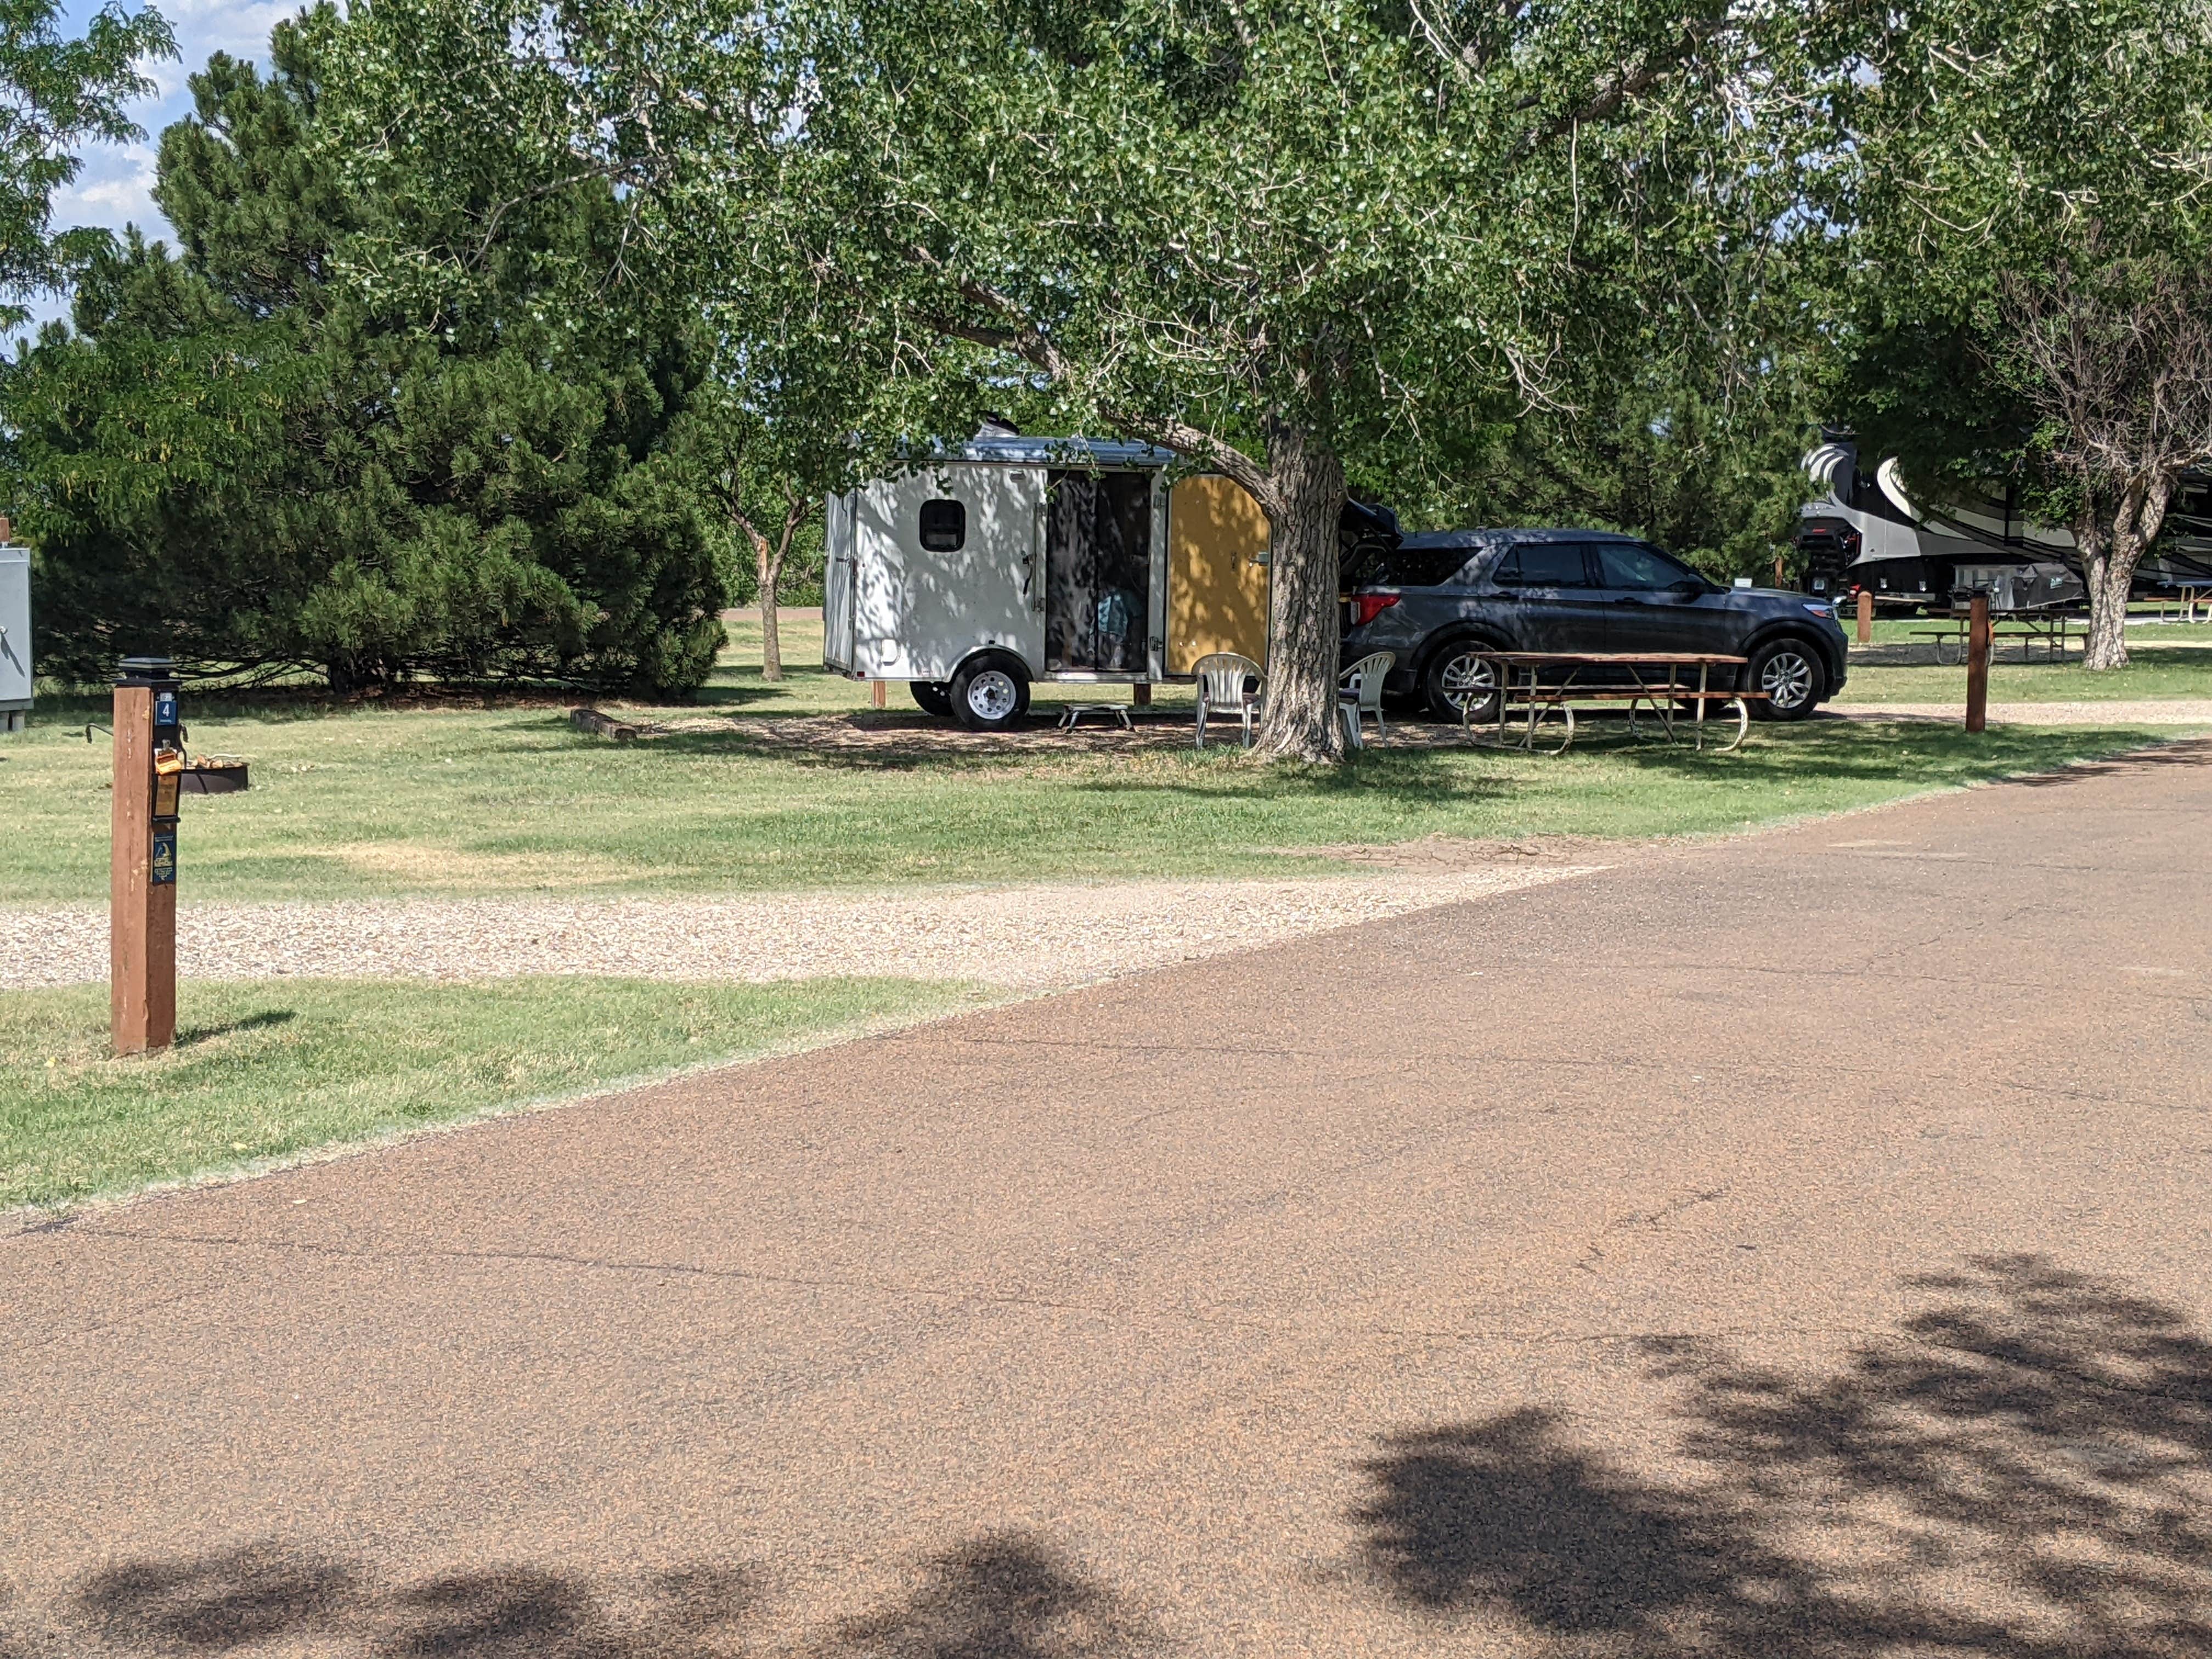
[
  {"xmin": 1965, "ymin": 592, "xmax": 1991, "ymax": 735},
  {"xmin": 111, "ymin": 681, "xmax": 176, "ymax": 1054},
  {"xmin": 1856, "ymin": 589, "xmax": 1874, "ymax": 647}
]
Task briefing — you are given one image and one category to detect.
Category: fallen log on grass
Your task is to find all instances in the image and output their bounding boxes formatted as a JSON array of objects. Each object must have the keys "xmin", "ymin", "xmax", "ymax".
[{"xmin": 569, "ymin": 707, "xmax": 642, "ymax": 743}]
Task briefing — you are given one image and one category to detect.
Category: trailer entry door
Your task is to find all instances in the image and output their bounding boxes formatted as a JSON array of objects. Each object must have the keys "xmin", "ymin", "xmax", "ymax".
[{"xmin": 1045, "ymin": 471, "xmax": 1154, "ymax": 673}]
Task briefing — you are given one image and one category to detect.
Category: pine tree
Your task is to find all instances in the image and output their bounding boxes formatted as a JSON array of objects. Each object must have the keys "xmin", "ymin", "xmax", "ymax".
[{"xmin": 5, "ymin": 9, "xmax": 729, "ymax": 695}]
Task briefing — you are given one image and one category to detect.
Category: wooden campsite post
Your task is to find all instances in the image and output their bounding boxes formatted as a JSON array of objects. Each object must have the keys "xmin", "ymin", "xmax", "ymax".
[
  {"xmin": 1773, "ymin": 555, "xmax": 1786, "ymax": 589},
  {"xmin": 111, "ymin": 658, "xmax": 181, "ymax": 1054},
  {"xmin": 1856, "ymin": 589, "xmax": 1874, "ymax": 647},
  {"xmin": 1965, "ymin": 593, "xmax": 1991, "ymax": 735}
]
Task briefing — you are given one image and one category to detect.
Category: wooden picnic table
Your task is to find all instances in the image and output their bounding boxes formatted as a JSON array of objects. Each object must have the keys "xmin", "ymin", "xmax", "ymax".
[
  {"xmin": 1463, "ymin": 651, "xmax": 1757, "ymax": 754},
  {"xmin": 1910, "ymin": 611, "xmax": 2081, "ymax": 664}
]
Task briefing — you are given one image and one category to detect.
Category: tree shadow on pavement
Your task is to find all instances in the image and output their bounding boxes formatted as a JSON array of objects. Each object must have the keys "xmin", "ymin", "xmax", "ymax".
[
  {"xmin": 45, "ymin": 1531, "xmax": 1144, "ymax": 1659},
  {"xmin": 1355, "ymin": 1254, "xmax": 2212, "ymax": 1656},
  {"xmin": 2003, "ymin": 735, "xmax": 2212, "ymax": 787},
  {"xmin": 826, "ymin": 1531, "xmax": 1152, "ymax": 1658}
]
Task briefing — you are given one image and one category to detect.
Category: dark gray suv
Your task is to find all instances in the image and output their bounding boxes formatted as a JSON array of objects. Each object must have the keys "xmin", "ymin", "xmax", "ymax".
[{"xmin": 1341, "ymin": 527, "xmax": 1849, "ymax": 722}]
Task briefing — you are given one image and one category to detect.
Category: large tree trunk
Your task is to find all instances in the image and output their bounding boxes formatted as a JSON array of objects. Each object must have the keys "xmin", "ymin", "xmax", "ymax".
[
  {"xmin": 1253, "ymin": 423, "xmax": 1348, "ymax": 763},
  {"xmin": 2077, "ymin": 476, "xmax": 2170, "ymax": 671},
  {"xmin": 2080, "ymin": 548, "xmax": 2135, "ymax": 671}
]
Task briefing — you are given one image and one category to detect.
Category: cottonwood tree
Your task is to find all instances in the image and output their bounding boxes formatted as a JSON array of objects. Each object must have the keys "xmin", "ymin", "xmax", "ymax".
[
  {"xmin": 0, "ymin": 0, "xmax": 171, "ymax": 329},
  {"xmin": 1832, "ymin": 0, "xmax": 2212, "ymax": 668},
  {"xmin": 1999, "ymin": 254, "xmax": 2212, "ymax": 669},
  {"xmin": 672, "ymin": 326, "xmax": 899, "ymax": 681},
  {"xmin": 331, "ymin": 0, "xmax": 1829, "ymax": 759},
  {"xmin": 679, "ymin": 387, "xmax": 815, "ymax": 682}
]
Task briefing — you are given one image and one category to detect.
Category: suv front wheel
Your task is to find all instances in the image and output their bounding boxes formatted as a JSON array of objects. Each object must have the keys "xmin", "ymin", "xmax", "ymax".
[
  {"xmin": 1746, "ymin": 639, "xmax": 1826, "ymax": 721},
  {"xmin": 1423, "ymin": 642, "xmax": 1503, "ymax": 724}
]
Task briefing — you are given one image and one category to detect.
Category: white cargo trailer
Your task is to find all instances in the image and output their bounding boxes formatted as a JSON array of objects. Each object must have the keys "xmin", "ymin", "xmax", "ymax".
[
  {"xmin": 0, "ymin": 533, "xmax": 29, "ymax": 733},
  {"xmin": 825, "ymin": 433, "xmax": 1273, "ymax": 727}
]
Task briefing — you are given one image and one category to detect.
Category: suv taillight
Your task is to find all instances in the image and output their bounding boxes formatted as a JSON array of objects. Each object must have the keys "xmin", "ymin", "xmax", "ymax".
[{"xmin": 1350, "ymin": 593, "xmax": 1400, "ymax": 628}]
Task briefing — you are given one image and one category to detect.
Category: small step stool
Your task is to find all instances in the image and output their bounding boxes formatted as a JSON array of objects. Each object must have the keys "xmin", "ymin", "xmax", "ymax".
[{"xmin": 1057, "ymin": 703, "xmax": 1134, "ymax": 731}]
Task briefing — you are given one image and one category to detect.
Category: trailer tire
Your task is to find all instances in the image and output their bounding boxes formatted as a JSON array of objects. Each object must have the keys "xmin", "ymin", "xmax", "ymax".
[
  {"xmin": 910, "ymin": 681, "xmax": 953, "ymax": 718},
  {"xmin": 950, "ymin": 656, "xmax": 1031, "ymax": 730}
]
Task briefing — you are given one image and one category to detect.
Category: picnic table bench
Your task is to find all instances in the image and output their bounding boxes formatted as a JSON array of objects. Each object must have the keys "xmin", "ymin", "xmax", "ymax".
[
  {"xmin": 1910, "ymin": 611, "xmax": 2082, "ymax": 664},
  {"xmin": 1463, "ymin": 652, "xmax": 1760, "ymax": 754}
]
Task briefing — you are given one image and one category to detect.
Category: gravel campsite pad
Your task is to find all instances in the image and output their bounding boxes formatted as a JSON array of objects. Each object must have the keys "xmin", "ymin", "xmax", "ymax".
[{"xmin": 12, "ymin": 864, "xmax": 1598, "ymax": 992}]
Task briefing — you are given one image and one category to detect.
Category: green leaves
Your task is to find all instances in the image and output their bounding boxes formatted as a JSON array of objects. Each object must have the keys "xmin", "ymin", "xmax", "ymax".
[
  {"xmin": 326, "ymin": 0, "xmax": 1817, "ymax": 487},
  {"xmin": 7, "ymin": 10, "xmax": 730, "ymax": 696},
  {"xmin": 0, "ymin": 0, "xmax": 174, "ymax": 328},
  {"xmin": 1829, "ymin": 0, "xmax": 2212, "ymax": 495}
]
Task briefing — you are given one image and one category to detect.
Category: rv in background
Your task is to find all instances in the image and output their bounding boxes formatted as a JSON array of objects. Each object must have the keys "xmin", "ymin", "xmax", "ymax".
[
  {"xmin": 1797, "ymin": 433, "xmax": 2212, "ymax": 612},
  {"xmin": 824, "ymin": 432, "xmax": 1273, "ymax": 728}
]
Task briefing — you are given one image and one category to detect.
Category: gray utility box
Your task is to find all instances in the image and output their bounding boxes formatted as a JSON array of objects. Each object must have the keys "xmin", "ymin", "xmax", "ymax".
[{"xmin": 0, "ymin": 542, "xmax": 28, "ymax": 732}]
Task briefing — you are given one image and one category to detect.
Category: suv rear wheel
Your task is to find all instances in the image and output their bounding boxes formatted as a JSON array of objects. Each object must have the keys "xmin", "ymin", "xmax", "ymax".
[
  {"xmin": 1424, "ymin": 642, "xmax": 1503, "ymax": 724},
  {"xmin": 1747, "ymin": 639, "xmax": 1826, "ymax": 721}
]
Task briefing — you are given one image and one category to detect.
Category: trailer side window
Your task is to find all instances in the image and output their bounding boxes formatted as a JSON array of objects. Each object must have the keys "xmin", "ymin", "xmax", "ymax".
[{"xmin": 919, "ymin": 499, "xmax": 966, "ymax": 552}]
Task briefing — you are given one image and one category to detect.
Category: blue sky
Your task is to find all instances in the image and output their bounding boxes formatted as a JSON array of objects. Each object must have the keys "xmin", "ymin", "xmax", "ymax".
[{"xmin": 19, "ymin": 0, "xmax": 296, "ymax": 332}]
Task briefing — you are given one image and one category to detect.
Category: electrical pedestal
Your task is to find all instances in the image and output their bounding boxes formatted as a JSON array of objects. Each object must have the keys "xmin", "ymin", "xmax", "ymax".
[{"xmin": 111, "ymin": 660, "xmax": 180, "ymax": 1055}]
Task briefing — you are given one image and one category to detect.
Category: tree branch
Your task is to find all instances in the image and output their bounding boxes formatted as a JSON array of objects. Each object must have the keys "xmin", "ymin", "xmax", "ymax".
[{"xmin": 910, "ymin": 246, "xmax": 1279, "ymax": 510}]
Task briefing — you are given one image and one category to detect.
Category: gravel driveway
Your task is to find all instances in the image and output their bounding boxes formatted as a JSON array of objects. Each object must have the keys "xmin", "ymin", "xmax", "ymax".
[{"xmin": 12, "ymin": 864, "xmax": 1594, "ymax": 992}]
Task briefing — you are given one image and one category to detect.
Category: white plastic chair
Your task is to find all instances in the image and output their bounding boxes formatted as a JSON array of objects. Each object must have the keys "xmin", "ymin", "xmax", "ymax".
[
  {"xmin": 1193, "ymin": 652, "xmax": 1264, "ymax": 749},
  {"xmin": 1338, "ymin": 651, "xmax": 1395, "ymax": 748}
]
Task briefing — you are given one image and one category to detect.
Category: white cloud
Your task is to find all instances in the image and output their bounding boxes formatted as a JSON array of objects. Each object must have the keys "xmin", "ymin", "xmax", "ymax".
[
  {"xmin": 45, "ymin": 1, "xmax": 304, "ymax": 250},
  {"xmin": 49, "ymin": 143, "xmax": 163, "ymax": 236},
  {"xmin": 163, "ymin": 0, "xmax": 298, "ymax": 65},
  {"xmin": 8, "ymin": 2, "xmax": 298, "ymax": 341},
  {"xmin": 139, "ymin": 0, "xmax": 297, "ymax": 98}
]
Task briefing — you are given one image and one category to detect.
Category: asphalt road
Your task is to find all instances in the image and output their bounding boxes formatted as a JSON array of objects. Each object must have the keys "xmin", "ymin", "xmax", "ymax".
[{"xmin": 7, "ymin": 743, "xmax": 2211, "ymax": 1657}]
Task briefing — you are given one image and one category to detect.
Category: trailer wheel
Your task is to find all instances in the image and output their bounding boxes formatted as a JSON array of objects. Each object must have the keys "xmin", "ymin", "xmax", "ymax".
[
  {"xmin": 950, "ymin": 657, "xmax": 1030, "ymax": 730},
  {"xmin": 910, "ymin": 681, "xmax": 953, "ymax": 718}
]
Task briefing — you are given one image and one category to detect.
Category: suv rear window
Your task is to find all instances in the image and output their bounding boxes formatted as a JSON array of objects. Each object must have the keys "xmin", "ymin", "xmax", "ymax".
[
  {"xmin": 1387, "ymin": 548, "xmax": 1476, "ymax": 587},
  {"xmin": 1492, "ymin": 543, "xmax": 1593, "ymax": 587},
  {"xmin": 1344, "ymin": 544, "xmax": 1474, "ymax": 588}
]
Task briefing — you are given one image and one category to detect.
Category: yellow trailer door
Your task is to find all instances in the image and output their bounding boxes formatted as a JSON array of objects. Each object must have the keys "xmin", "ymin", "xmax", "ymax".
[{"xmin": 1166, "ymin": 474, "xmax": 1271, "ymax": 672}]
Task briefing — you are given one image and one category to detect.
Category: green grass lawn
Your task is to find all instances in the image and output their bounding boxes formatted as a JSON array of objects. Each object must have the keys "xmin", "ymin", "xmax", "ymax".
[
  {"xmin": 2, "ymin": 974, "xmax": 982, "ymax": 1214},
  {"xmin": 1, "ymin": 612, "xmax": 2200, "ymax": 905},
  {"xmin": 5, "ymin": 612, "xmax": 2202, "ymax": 1215},
  {"xmin": 1838, "ymin": 612, "xmax": 2212, "ymax": 702},
  {"xmin": 1850, "ymin": 612, "xmax": 2212, "ymax": 646},
  {"xmin": 1836, "ymin": 644, "xmax": 2212, "ymax": 703}
]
